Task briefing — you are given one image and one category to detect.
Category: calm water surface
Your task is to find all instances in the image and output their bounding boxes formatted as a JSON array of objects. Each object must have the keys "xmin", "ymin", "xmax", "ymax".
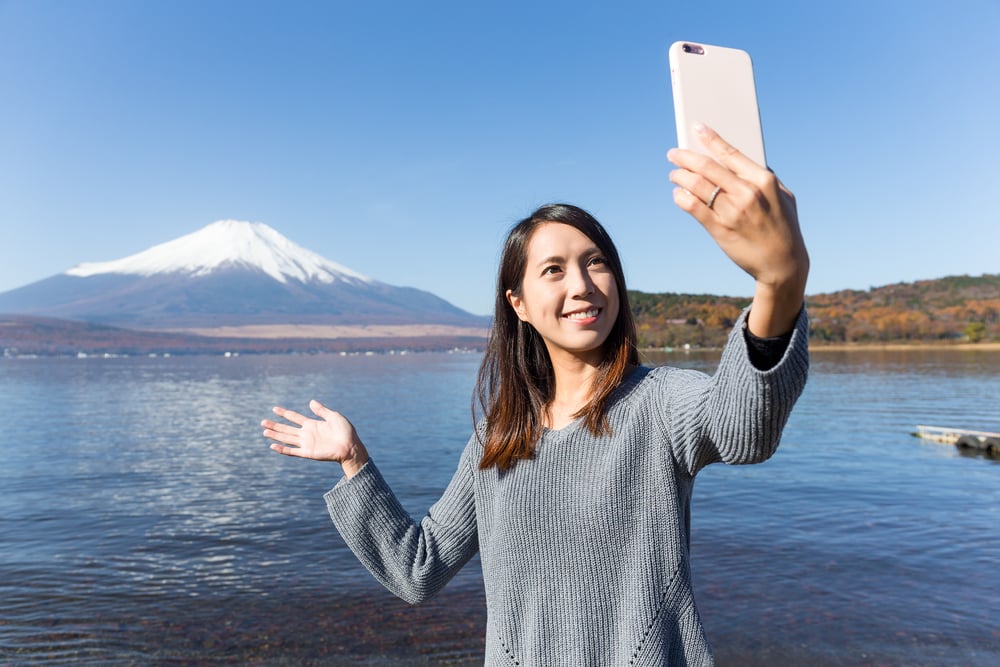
[{"xmin": 1, "ymin": 348, "xmax": 998, "ymax": 666}]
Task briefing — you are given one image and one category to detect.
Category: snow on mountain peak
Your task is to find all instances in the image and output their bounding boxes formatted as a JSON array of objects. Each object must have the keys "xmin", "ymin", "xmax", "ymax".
[{"xmin": 65, "ymin": 220, "xmax": 373, "ymax": 285}]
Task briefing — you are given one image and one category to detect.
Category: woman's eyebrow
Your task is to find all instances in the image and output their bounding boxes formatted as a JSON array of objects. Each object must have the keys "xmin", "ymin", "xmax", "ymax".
[
  {"xmin": 535, "ymin": 255, "xmax": 565, "ymax": 267},
  {"xmin": 534, "ymin": 247, "xmax": 602, "ymax": 268}
]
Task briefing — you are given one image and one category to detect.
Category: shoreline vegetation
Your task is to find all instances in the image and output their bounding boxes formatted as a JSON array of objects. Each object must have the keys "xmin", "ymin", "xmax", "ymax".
[
  {"xmin": 2, "ymin": 274, "xmax": 998, "ymax": 357},
  {"xmin": 649, "ymin": 341, "xmax": 1000, "ymax": 353},
  {"xmin": 807, "ymin": 341, "xmax": 1000, "ymax": 352},
  {"xmin": 630, "ymin": 274, "xmax": 1000, "ymax": 350}
]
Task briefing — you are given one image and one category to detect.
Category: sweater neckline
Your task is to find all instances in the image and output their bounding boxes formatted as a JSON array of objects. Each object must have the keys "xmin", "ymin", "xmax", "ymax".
[
  {"xmin": 540, "ymin": 365, "xmax": 653, "ymax": 437},
  {"xmin": 542, "ymin": 417, "xmax": 584, "ymax": 436}
]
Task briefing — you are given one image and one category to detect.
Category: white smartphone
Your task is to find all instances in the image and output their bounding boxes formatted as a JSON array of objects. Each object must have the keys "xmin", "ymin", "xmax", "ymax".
[{"xmin": 669, "ymin": 41, "xmax": 766, "ymax": 167}]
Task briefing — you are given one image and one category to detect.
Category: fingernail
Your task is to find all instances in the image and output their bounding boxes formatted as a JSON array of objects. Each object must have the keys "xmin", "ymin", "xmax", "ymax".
[{"xmin": 694, "ymin": 123, "xmax": 706, "ymax": 134}]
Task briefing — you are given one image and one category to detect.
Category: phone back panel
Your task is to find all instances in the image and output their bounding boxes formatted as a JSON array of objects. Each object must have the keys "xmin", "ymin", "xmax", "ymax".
[{"xmin": 669, "ymin": 42, "xmax": 766, "ymax": 167}]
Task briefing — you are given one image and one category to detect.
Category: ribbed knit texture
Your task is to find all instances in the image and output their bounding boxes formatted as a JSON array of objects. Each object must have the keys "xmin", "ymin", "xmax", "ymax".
[{"xmin": 325, "ymin": 308, "xmax": 809, "ymax": 666}]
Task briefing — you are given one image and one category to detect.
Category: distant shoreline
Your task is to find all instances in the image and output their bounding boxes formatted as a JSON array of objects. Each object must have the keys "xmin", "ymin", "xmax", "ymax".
[
  {"xmin": 641, "ymin": 341, "xmax": 1000, "ymax": 354},
  {"xmin": 4, "ymin": 313, "xmax": 999, "ymax": 356},
  {"xmin": 809, "ymin": 341, "xmax": 1000, "ymax": 352},
  {"xmin": 163, "ymin": 323, "xmax": 491, "ymax": 340}
]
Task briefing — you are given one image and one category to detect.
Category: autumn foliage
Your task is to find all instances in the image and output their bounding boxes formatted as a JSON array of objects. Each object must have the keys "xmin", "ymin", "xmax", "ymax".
[{"xmin": 630, "ymin": 274, "xmax": 1000, "ymax": 348}]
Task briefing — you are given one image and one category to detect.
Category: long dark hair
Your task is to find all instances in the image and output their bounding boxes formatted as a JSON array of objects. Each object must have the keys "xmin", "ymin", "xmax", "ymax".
[{"xmin": 475, "ymin": 203, "xmax": 639, "ymax": 471}]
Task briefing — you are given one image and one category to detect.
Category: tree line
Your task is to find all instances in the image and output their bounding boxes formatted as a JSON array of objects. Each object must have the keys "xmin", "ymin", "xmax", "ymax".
[{"xmin": 630, "ymin": 274, "xmax": 1000, "ymax": 348}]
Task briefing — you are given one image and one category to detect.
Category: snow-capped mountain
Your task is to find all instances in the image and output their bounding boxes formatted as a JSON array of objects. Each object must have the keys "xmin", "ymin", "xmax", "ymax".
[
  {"xmin": 0, "ymin": 220, "xmax": 487, "ymax": 329},
  {"xmin": 66, "ymin": 220, "xmax": 372, "ymax": 285}
]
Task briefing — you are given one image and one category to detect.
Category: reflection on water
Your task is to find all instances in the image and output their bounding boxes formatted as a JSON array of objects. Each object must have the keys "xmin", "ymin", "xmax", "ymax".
[{"xmin": 1, "ymin": 349, "xmax": 998, "ymax": 666}]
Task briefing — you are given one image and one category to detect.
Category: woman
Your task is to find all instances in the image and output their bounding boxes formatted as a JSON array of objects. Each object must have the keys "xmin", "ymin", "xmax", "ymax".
[{"xmin": 263, "ymin": 125, "xmax": 809, "ymax": 666}]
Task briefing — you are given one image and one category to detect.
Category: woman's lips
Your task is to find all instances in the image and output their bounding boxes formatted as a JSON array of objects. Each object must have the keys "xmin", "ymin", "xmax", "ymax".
[{"xmin": 563, "ymin": 307, "xmax": 601, "ymax": 322}]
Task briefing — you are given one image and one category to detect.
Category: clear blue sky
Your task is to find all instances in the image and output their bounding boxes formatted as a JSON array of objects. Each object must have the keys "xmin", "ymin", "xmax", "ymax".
[{"xmin": 2, "ymin": 0, "xmax": 998, "ymax": 316}]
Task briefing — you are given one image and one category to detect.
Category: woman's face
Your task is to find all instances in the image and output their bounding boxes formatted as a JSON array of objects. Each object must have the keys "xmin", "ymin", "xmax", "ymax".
[{"xmin": 506, "ymin": 222, "xmax": 620, "ymax": 365}]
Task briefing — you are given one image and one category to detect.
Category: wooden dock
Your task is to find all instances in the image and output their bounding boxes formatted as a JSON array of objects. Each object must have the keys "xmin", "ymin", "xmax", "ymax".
[{"xmin": 914, "ymin": 425, "xmax": 1000, "ymax": 456}]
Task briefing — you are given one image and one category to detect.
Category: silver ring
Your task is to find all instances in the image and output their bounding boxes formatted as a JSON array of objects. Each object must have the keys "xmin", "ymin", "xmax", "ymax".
[{"xmin": 706, "ymin": 185, "xmax": 721, "ymax": 209}]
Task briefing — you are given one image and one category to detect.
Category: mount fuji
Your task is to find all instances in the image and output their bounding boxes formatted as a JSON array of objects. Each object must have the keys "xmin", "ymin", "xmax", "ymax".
[{"xmin": 0, "ymin": 220, "xmax": 488, "ymax": 330}]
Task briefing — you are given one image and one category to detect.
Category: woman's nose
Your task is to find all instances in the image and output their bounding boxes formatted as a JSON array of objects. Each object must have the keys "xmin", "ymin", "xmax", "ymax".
[{"xmin": 570, "ymin": 266, "xmax": 595, "ymax": 297}]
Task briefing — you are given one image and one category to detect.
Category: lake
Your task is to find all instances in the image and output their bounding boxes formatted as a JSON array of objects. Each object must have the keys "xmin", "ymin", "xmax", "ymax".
[{"xmin": 1, "ymin": 347, "xmax": 998, "ymax": 666}]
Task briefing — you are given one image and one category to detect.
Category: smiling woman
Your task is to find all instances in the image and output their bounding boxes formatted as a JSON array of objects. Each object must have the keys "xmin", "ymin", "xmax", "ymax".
[
  {"xmin": 481, "ymin": 203, "xmax": 637, "ymax": 463},
  {"xmin": 263, "ymin": 126, "xmax": 811, "ymax": 666}
]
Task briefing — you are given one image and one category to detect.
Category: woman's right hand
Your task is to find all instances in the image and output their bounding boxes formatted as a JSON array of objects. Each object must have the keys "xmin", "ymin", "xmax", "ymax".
[
  {"xmin": 263, "ymin": 400, "xmax": 370, "ymax": 477},
  {"xmin": 667, "ymin": 124, "xmax": 808, "ymax": 337}
]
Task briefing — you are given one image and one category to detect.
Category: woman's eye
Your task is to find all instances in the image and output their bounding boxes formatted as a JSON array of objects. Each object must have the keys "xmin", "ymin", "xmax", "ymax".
[
  {"xmin": 542, "ymin": 265, "xmax": 562, "ymax": 275},
  {"xmin": 589, "ymin": 256, "xmax": 608, "ymax": 267}
]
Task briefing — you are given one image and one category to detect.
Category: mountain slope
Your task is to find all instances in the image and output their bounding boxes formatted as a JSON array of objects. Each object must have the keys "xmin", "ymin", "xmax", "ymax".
[{"xmin": 0, "ymin": 220, "xmax": 487, "ymax": 329}]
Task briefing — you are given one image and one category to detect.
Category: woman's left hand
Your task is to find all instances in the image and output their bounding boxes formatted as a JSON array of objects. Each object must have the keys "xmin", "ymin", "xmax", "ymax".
[
  {"xmin": 667, "ymin": 124, "xmax": 809, "ymax": 337},
  {"xmin": 263, "ymin": 400, "xmax": 369, "ymax": 477}
]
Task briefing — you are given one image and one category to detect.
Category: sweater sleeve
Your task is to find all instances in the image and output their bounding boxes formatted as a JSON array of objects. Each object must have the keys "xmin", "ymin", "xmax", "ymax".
[
  {"xmin": 323, "ymin": 439, "xmax": 480, "ymax": 605},
  {"xmin": 666, "ymin": 306, "xmax": 809, "ymax": 476}
]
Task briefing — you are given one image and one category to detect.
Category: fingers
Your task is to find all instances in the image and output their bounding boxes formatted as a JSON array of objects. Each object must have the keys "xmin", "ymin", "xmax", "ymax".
[
  {"xmin": 309, "ymin": 399, "xmax": 331, "ymax": 418},
  {"xmin": 265, "ymin": 425, "xmax": 297, "ymax": 450},
  {"xmin": 668, "ymin": 168, "xmax": 724, "ymax": 215},
  {"xmin": 691, "ymin": 123, "xmax": 763, "ymax": 179},
  {"xmin": 261, "ymin": 416, "xmax": 300, "ymax": 434},
  {"xmin": 270, "ymin": 442, "xmax": 304, "ymax": 457},
  {"xmin": 669, "ymin": 147, "xmax": 734, "ymax": 195},
  {"xmin": 671, "ymin": 186, "xmax": 714, "ymax": 224},
  {"xmin": 271, "ymin": 405, "xmax": 308, "ymax": 426},
  {"xmin": 668, "ymin": 125, "xmax": 771, "ymax": 191},
  {"xmin": 264, "ymin": 406, "xmax": 306, "ymax": 451}
]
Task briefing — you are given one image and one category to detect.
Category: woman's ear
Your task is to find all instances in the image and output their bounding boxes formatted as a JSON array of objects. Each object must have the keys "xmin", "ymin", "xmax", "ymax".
[{"xmin": 506, "ymin": 289, "xmax": 528, "ymax": 322}]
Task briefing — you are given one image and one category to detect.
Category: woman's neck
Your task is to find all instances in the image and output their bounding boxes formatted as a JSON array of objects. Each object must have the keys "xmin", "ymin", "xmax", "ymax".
[{"xmin": 544, "ymin": 350, "xmax": 602, "ymax": 430}]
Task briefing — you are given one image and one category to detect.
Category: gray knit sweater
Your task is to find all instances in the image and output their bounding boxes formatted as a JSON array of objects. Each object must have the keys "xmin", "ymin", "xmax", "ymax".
[{"xmin": 325, "ymin": 309, "xmax": 809, "ymax": 666}]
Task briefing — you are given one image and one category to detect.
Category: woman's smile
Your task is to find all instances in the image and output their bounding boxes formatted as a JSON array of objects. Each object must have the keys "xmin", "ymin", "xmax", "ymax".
[{"xmin": 563, "ymin": 307, "xmax": 602, "ymax": 323}]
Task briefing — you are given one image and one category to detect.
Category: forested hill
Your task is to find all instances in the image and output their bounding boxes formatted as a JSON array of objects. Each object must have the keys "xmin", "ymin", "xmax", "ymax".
[{"xmin": 630, "ymin": 273, "xmax": 1000, "ymax": 348}]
